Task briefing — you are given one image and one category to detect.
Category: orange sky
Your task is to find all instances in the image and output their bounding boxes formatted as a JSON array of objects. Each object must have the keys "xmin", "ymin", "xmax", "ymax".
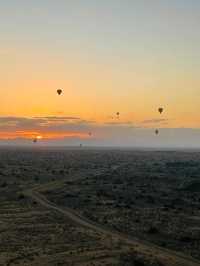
[
  {"xmin": 1, "ymin": 1, "xmax": 200, "ymax": 145},
  {"xmin": 0, "ymin": 130, "xmax": 90, "ymax": 140}
]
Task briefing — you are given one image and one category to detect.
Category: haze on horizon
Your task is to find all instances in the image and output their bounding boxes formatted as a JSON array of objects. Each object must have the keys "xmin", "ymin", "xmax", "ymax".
[{"xmin": 1, "ymin": 1, "xmax": 200, "ymax": 147}]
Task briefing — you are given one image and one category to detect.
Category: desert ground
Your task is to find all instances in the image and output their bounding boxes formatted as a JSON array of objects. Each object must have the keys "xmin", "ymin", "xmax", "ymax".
[{"xmin": 0, "ymin": 147, "xmax": 200, "ymax": 265}]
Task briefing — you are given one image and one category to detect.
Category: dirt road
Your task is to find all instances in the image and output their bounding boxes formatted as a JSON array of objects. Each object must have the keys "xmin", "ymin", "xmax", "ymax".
[{"xmin": 25, "ymin": 187, "xmax": 200, "ymax": 266}]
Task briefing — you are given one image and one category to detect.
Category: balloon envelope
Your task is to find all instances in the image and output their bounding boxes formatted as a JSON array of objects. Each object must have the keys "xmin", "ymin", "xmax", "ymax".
[
  {"xmin": 57, "ymin": 89, "xmax": 62, "ymax": 95},
  {"xmin": 158, "ymin": 107, "xmax": 163, "ymax": 114}
]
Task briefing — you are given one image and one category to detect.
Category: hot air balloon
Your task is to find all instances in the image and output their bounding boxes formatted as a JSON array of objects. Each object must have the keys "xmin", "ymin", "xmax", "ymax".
[
  {"xmin": 88, "ymin": 132, "xmax": 92, "ymax": 137},
  {"xmin": 116, "ymin": 112, "xmax": 120, "ymax": 118},
  {"xmin": 155, "ymin": 129, "xmax": 159, "ymax": 135},
  {"xmin": 57, "ymin": 89, "xmax": 62, "ymax": 95},
  {"xmin": 158, "ymin": 107, "xmax": 163, "ymax": 114},
  {"xmin": 33, "ymin": 138, "xmax": 37, "ymax": 143}
]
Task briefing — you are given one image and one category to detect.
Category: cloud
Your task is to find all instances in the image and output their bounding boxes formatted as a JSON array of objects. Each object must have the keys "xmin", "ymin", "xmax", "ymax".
[
  {"xmin": 0, "ymin": 116, "xmax": 87, "ymax": 129},
  {"xmin": 0, "ymin": 117, "xmax": 44, "ymax": 127},
  {"xmin": 34, "ymin": 116, "xmax": 81, "ymax": 121},
  {"xmin": 104, "ymin": 121, "xmax": 134, "ymax": 126},
  {"xmin": 0, "ymin": 116, "xmax": 94, "ymax": 140},
  {"xmin": 141, "ymin": 118, "xmax": 169, "ymax": 125},
  {"xmin": 1, "ymin": 116, "xmax": 200, "ymax": 148}
]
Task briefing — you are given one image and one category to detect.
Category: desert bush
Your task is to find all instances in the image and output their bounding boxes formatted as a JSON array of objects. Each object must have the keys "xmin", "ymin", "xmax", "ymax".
[
  {"xmin": 1, "ymin": 181, "xmax": 7, "ymax": 187},
  {"xmin": 119, "ymin": 251, "xmax": 163, "ymax": 266},
  {"xmin": 18, "ymin": 193, "xmax": 25, "ymax": 200},
  {"xmin": 147, "ymin": 226, "xmax": 159, "ymax": 234}
]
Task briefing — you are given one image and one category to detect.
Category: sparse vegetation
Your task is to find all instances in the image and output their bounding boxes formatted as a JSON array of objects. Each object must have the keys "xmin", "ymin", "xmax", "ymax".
[{"xmin": 0, "ymin": 148, "xmax": 200, "ymax": 265}]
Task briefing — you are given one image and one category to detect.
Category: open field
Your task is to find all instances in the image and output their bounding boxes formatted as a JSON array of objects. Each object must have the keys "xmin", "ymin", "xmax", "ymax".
[{"xmin": 0, "ymin": 148, "xmax": 200, "ymax": 265}]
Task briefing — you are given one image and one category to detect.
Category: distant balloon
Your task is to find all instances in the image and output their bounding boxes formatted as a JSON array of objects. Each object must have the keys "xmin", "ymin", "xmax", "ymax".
[
  {"xmin": 88, "ymin": 132, "xmax": 92, "ymax": 137},
  {"xmin": 57, "ymin": 89, "xmax": 62, "ymax": 95},
  {"xmin": 33, "ymin": 138, "xmax": 37, "ymax": 143},
  {"xmin": 155, "ymin": 129, "xmax": 159, "ymax": 135},
  {"xmin": 158, "ymin": 107, "xmax": 163, "ymax": 114},
  {"xmin": 116, "ymin": 112, "xmax": 120, "ymax": 118},
  {"xmin": 80, "ymin": 143, "xmax": 83, "ymax": 148}
]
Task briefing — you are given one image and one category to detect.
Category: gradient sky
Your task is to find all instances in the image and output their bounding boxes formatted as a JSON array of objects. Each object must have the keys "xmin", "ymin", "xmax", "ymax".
[{"xmin": 1, "ymin": 1, "xmax": 200, "ymax": 147}]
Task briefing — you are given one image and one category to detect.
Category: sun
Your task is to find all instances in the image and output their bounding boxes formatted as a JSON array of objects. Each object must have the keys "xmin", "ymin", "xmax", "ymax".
[{"xmin": 36, "ymin": 135, "xmax": 43, "ymax": 140}]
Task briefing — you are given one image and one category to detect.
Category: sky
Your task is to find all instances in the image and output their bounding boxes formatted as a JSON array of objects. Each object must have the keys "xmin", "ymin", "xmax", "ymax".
[{"xmin": 0, "ymin": 1, "xmax": 200, "ymax": 147}]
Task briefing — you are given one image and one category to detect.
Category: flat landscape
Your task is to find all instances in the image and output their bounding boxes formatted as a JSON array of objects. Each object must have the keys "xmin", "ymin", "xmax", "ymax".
[{"xmin": 0, "ymin": 147, "xmax": 200, "ymax": 266}]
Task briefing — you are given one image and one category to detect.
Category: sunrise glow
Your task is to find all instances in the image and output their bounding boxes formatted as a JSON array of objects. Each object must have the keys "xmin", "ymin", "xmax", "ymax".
[{"xmin": 1, "ymin": 1, "xmax": 200, "ymax": 147}]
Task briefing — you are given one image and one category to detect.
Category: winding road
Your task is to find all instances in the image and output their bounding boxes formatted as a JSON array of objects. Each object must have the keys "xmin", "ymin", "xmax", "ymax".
[{"xmin": 25, "ymin": 186, "xmax": 200, "ymax": 266}]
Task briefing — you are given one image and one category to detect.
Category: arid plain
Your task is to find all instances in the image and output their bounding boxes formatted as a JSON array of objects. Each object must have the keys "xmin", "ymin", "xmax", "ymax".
[{"xmin": 0, "ymin": 148, "xmax": 200, "ymax": 266}]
